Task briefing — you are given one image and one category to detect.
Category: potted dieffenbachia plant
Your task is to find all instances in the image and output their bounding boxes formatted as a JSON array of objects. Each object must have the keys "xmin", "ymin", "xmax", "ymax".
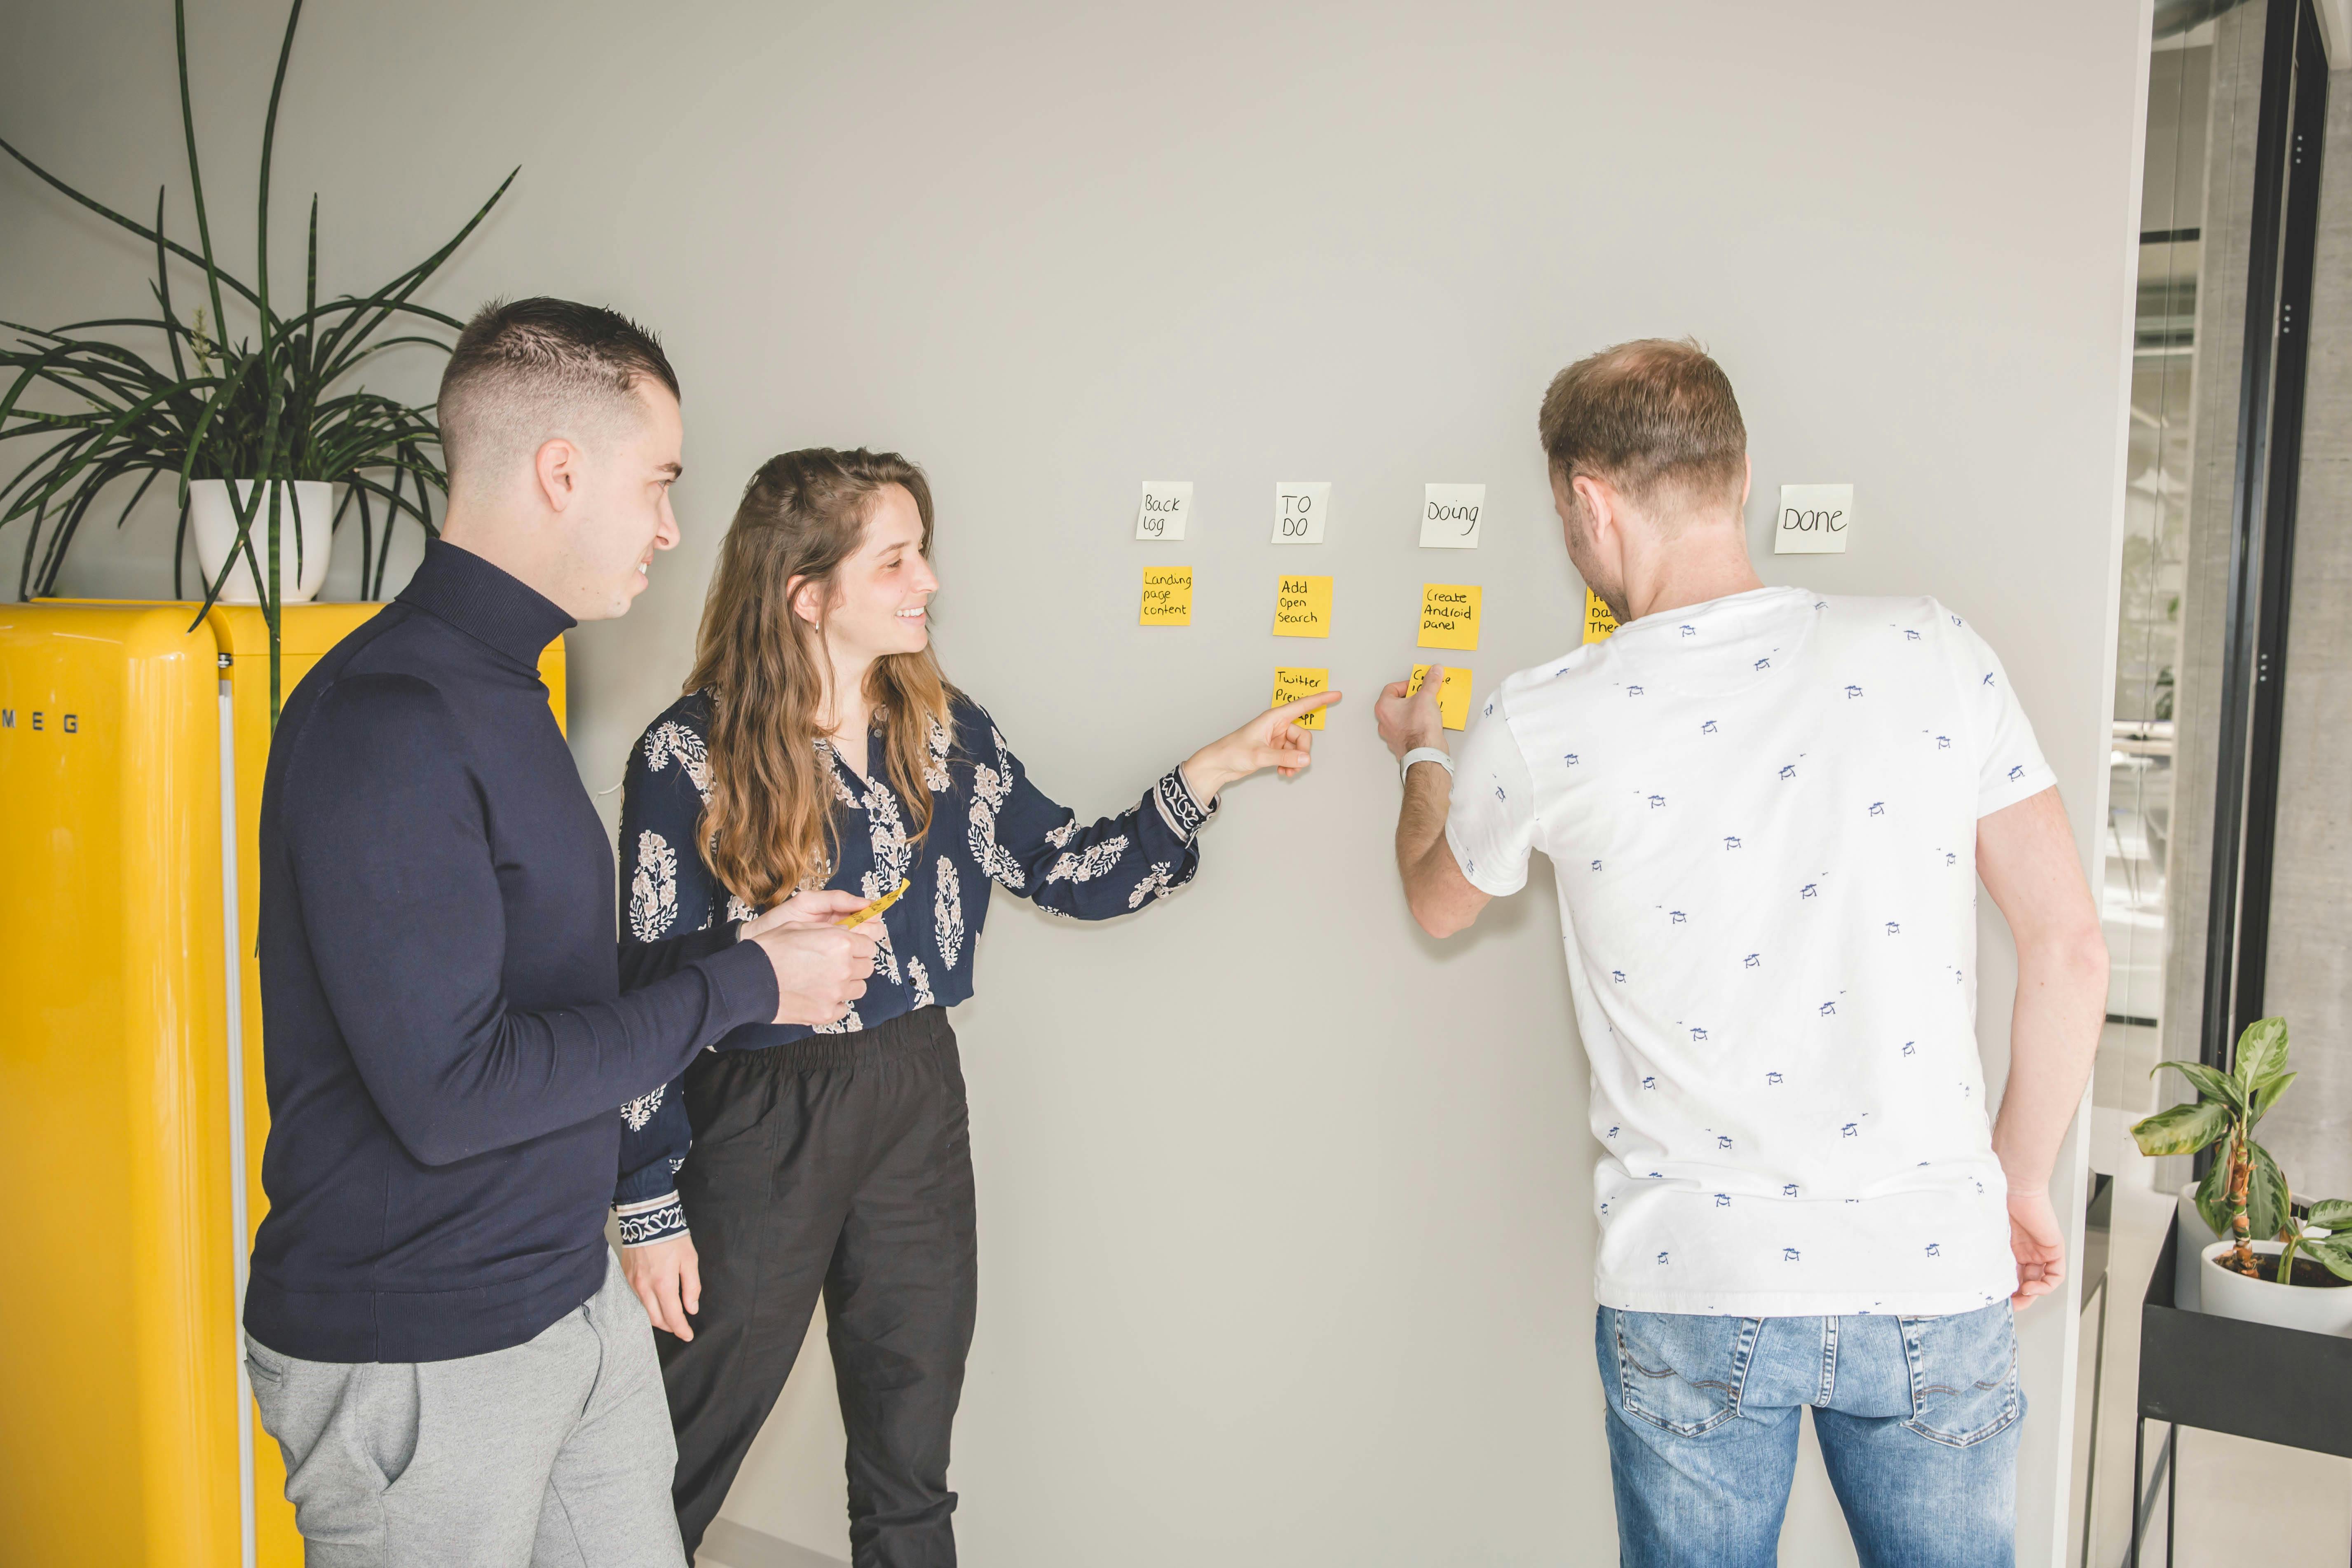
[
  {"xmin": 2131, "ymin": 1016, "xmax": 2352, "ymax": 1335},
  {"xmin": 0, "ymin": 0, "xmax": 511, "ymax": 720}
]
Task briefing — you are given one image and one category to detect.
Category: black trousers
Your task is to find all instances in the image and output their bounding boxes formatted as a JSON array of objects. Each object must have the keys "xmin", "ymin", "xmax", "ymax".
[{"xmin": 664, "ymin": 1007, "xmax": 978, "ymax": 1567}]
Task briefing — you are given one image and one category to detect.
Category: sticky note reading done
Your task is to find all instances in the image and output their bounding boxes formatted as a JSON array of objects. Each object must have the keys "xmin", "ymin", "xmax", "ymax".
[
  {"xmin": 1407, "ymin": 665, "xmax": 1472, "ymax": 730},
  {"xmin": 1271, "ymin": 481, "xmax": 1330, "ymax": 544},
  {"xmin": 1137, "ymin": 480, "xmax": 1191, "ymax": 541},
  {"xmin": 1271, "ymin": 667, "xmax": 1330, "ymax": 729},
  {"xmin": 1417, "ymin": 583, "xmax": 1481, "ymax": 650},
  {"xmin": 1584, "ymin": 588, "xmax": 1619, "ymax": 643},
  {"xmin": 1271, "ymin": 574, "xmax": 1332, "ymax": 638},
  {"xmin": 1419, "ymin": 483, "xmax": 1486, "ymax": 549},
  {"xmin": 1140, "ymin": 566, "xmax": 1193, "ymax": 626},
  {"xmin": 1774, "ymin": 483, "xmax": 1854, "ymax": 555}
]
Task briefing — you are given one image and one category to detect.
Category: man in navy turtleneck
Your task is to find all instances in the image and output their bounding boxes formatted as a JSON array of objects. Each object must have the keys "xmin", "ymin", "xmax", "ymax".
[{"xmin": 242, "ymin": 298, "xmax": 879, "ymax": 1568}]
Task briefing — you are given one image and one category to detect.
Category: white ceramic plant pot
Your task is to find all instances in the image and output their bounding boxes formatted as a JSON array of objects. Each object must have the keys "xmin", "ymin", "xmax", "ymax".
[
  {"xmin": 2199, "ymin": 1240, "xmax": 2352, "ymax": 1336},
  {"xmin": 189, "ymin": 479, "xmax": 335, "ymax": 604}
]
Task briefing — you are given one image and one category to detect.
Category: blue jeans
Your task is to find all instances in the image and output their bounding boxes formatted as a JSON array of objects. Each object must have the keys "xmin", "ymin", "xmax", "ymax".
[{"xmin": 1595, "ymin": 1303, "xmax": 2021, "ymax": 1568}]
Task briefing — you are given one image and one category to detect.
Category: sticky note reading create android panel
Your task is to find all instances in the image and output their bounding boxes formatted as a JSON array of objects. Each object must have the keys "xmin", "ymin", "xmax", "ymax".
[
  {"xmin": 1417, "ymin": 583, "xmax": 1480, "ymax": 650},
  {"xmin": 1271, "ymin": 574, "xmax": 1332, "ymax": 638},
  {"xmin": 1271, "ymin": 667, "xmax": 1330, "ymax": 729},
  {"xmin": 1408, "ymin": 664, "xmax": 1472, "ymax": 730},
  {"xmin": 1140, "ymin": 566, "xmax": 1192, "ymax": 626},
  {"xmin": 1584, "ymin": 588, "xmax": 1618, "ymax": 643},
  {"xmin": 1136, "ymin": 481, "xmax": 1191, "ymax": 540},
  {"xmin": 1419, "ymin": 483, "xmax": 1485, "ymax": 549},
  {"xmin": 1271, "ymin": 481, "xmax": 1330, "ymax": 544}
]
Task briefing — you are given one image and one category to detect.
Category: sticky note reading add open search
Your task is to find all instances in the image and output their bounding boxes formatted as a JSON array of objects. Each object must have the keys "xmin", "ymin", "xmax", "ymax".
[
  {"xmin": 1418, "ymin": 583, "xmax": 1480, "ymax": 650},
  {"xmin": 1272, "ymin": 574, "xmax": 1332, "ymax": 638},
  {"xmin": 1140, "ymin": 566, "xmax": 1192, "ymax": 626},
  {"xmin": 1271, "ymin": 667, "xmax": 1330, "ymax": 729},
  {"xmin": 1408, "ymin": 665, "xmax": 1472, "ymax": 730}
]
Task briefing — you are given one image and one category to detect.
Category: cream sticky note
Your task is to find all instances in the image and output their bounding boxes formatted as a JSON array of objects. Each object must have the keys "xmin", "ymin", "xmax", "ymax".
[
  {"xmin": 1272, "ymin": 481, "xmax": 1330, "ymax": 544},
  {"xmin": 1417, "ymin": 583, "xmax": 1481, "ymax": 650},
  {"xmin": 1583, "ymin": 588, "xmax": 1618, "ymax": 643},
  {"xmin": 1271, "ymin": 666, "xmax": 1330, "ymax": 729},
  {"xmin": 1140, "ymin": 565, "xmax": 1192, "ymax": 626},
  {"xmin": 1137, "ymin": 480, "xmax": 1191, "ymax": 541},
  {"xmin": 1271, "ymin": 574, "xmax": 1332, "ymax": 638},
  {"xmin": 1420, "ymin": 483, "xmax": 1485, "ymax": 548},
  {"xmin": 1774, "ymin": 483, "xmax": 1853, "ymax": 555},
  {"xmin": 1408, "ymin": 664, "xmax": 1472, "ymax": 730}
]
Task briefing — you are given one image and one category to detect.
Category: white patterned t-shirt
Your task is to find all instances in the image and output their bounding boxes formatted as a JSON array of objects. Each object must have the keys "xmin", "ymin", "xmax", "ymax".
[{"xmin": 1444, "ymin": 587, "xmax": 2055, "ymax": 1316}]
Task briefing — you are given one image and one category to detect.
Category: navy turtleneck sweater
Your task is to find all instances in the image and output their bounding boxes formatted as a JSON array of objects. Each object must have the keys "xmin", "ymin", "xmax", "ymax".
[{"xmin": 244, "ymin": 540, "xmax": 779, "ymax": 1364}]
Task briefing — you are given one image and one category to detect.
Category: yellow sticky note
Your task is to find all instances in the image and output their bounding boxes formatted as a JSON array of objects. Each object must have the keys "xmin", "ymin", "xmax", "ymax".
[
  {"xmin": 1140, "ymin": 565, "xmax": 1192, "ymax": 626},
  {"xmin": 1408, "ymin": 664, "xmax": 1473, "ymax": 731},
  {"xmin": 1417, "ymin": 583, "xmax": 1481, "ymax": 650},
  {"xmin": 1272, "ymin": 574, "xmax": 1333, "ymax": 638},
  {"xmin": 1583, "ymin": 588, "xmax": 1619, "ymax": 643},
  {"xmin": 1271, "ymin": 666, "xmax": 1330, "ymax": 729}
]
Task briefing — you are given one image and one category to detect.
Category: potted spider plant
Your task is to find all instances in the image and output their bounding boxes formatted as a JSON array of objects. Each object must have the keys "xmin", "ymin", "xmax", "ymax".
[
  {"xmin": 2130, "ymin": 1015, "xmax": 2352, "ymax": 1336},
  {"xmin": 0, "ymin": 0, "xmax": 513, "ymax": 721}
]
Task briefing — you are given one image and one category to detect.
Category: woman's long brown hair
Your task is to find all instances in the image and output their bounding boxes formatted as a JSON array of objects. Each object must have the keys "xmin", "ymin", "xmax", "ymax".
[{"xmin": 686, "ymin": 448, "xmax": 954, "ymax": 909}]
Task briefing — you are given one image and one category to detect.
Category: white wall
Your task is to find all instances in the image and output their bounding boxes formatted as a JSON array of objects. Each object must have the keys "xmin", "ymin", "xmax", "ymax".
[{"xmin": 1, "ymin": 3, "xmax": 2145, "ymax": 1563}]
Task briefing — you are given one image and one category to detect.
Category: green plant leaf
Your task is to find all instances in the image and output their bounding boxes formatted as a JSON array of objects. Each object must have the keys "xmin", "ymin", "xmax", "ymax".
[
  {"xmin": 2246, "ymin": 1139, "xmax": 2290, "ymax": 1242},
  {"xmin": 2152, "ymin": 1059, "xmax": 2247, "ymax": 1116},
  {"xmin": 2249, "ymin": 1070, "xmax": 2297, "ymax": 1124},
  {"xmin": 2307, "ymin": 1198, "xmax": 2352, "ymax": 1230},
  {"xmin": 2300, "ymin": 1237, "xmax": 2352, "ymax": 1282},
  {"xmin": 2195, "ymin": 1155, "xmax": 2232, "ymax": 1239},
  {"xmin": 2130, "ymin": 1097, "xmax": 2230, "ymax": 1157},
  {"xmin": 2233, "ymin": 1015, "xmax": 2289, "ymax": 1088}
]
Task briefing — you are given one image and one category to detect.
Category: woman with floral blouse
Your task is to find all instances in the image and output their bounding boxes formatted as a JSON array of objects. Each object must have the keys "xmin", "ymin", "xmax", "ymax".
[{"xmin": 613, "ymin": 447, "xmax": 1338, "ymax": 1563}]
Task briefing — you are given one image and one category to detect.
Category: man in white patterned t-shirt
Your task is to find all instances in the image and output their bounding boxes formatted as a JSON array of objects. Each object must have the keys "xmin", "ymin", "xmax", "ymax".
[{"xmin": 1375, "ymin": 339, "xmax": 2105, "ymax": 1568}]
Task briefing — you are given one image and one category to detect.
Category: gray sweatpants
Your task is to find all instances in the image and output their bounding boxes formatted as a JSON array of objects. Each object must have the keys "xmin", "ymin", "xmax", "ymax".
[{"xmin": 245, "ymin": 1252, "xmax": 685, "ymax": 1568}]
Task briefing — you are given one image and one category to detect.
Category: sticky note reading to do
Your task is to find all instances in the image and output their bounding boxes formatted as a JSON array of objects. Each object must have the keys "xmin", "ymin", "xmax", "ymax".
[
  {"xmin": 1271, "ymin": 574, "xmax": 1332, "ymax": 638},
  {"xmin": 1136, "ymin": 481, "xmax": 1191, "ymax": 541},
  {"xmin": 1417, "ymin": 583, "xmax": 1481, "ymax": 650},
  {"xmin": 1271, "ymin": 481, "xmax": 1330, "ymax": 544},
  {"xmin": 1420, "ymin": 483, "xmax": 1485, "ymax": 549},
  {"xmin": 1407, "ymin": 664, "xmax": 1472, "ymax": 730},
  {"xmin": 1140, "ymin": 566, "xmax": 1192, "ymax": 626},
  {"xmin": 1583, "ymin": 588, "xmax": 1618, "ymax": 643},
  {"xmin": 1271, "ymin": 667, "xmax": 1330, "ymax": 728}
]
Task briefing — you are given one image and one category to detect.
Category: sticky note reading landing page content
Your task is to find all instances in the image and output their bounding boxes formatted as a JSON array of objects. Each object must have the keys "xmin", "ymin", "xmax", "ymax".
[
  {"xmin": 1272, "ymin": 574, "xmax": 1332, "ymax": 638},
  {"xmin": 1407, "ymin": 665, "xmax": 1472, "ymax": 730},
  {"xmin": 1271, "ymin": 667, "xmax": 1330, "ymax": 728},
  {"xmin": 1417, "ymin": 584, "xmax": 1480, "ymax": 650},
  {"xmin": 1139, "ymin": 566, "xmax": 1192, "ymax": 626}
]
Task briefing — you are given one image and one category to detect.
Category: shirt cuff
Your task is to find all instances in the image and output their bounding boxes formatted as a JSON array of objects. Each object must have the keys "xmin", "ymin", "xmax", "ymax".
[
  {"xmin": 1154, "ymin": 764, "xmax": 1217, "ymax": 841},
  {"xmin": 616, "ymin": 1193, "xmax": 688, "ymax": 1248}
]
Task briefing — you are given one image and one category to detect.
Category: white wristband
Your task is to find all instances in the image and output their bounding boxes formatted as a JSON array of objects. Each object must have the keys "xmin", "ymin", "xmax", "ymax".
[{"xmin": 1400, "ymin": 747, "xmax": 1454, "ymax": 785}]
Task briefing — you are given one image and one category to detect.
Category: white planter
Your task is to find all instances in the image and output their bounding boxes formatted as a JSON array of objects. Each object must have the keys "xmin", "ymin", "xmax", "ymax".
[
  {"xmin": 2175, "ymin": 1181, "xmax": 2223, "ymax": 1312},
  {"xmin": 2199, "ymin": 1240, "xmax": 2352, "ymax": 1336},
  {"xmin": 189, "ymin": 479, "xmax": 335, "ymax": 604}
]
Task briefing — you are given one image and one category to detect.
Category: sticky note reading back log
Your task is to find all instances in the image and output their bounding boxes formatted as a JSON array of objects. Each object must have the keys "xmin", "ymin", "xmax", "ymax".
[
  {"xmin": 1136, "ymin": 481, "xmax": 1191, "ymax": 540},
  {"xmin": 1271, "ymin": 574, "xmax": 1332, "ymax": 638},
  {"xmin": 1140, "ymin": 566, "xmax": 1192, "ymax": 626},
  {"xmin": 1408, "ymin": 664, "xmax": 1472, "ymax": 730},
  {"xmin": 1419, "ymin": 483, "xmax": 1485, "ymax": 548},
  {"xmin": 1271, "ymin": 481, "xmax": 1330, "ymax": 544},
  {"xmin": 1271, "ymin": 667, "xmax": 1330, "ymax": 728},
  {"xmin": 1417, "ymin": 583, "xmax": 1480, "ymax": 650},
  {"xmin": 1583, "ymin": 588, "xmax": 1618, "ymax": 643}
]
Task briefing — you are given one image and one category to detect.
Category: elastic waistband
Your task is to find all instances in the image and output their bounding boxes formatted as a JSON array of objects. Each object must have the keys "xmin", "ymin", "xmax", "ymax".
[{"xmin": 721, "ymin": 1005, "xmax": 953, "ymax": 1075}]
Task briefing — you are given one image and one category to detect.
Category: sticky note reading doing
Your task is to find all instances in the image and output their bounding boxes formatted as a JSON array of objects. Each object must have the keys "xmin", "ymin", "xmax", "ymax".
[
  {"xmin": 1271, "ymin": 574, "xmax": 1332, "ymax": 638},
  {"xmin": 1417, "ymin": 583, "xmax": 1481, "ymax": 650},
  {"xmin": 1271, "ymin": 666, "xmax": 1330, "ymax": 729},
  {"xmin": 1419, "ymin": 483, "xmax": 1485, "ymax": 549},
  {"xmin": 1583, "ymin": 588, "xmax": 1619, "ymax": 643},
  {"xmin": 1407, "ymin": 664, "xmax": 1472, "ymax": 730},
  {"xmin": 1136, "ymin": 480, "xmax": 1191, "ymax": 541},
  {"xmin": 1140, "ymin": 566, "xmax": 1192, "ymax": 626},
  {"xmin": 1271, "ymin": 481, "xmax": 1330, "ymax": 544}
]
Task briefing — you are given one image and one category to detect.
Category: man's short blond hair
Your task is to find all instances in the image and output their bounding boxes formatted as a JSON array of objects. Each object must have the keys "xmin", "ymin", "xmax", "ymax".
[{"xmin": 1537, "ymin": 338, "xmax": 1747, "ymax": 518}]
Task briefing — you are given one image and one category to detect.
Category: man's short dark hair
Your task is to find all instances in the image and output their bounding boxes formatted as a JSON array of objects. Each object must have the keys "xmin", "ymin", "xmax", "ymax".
[
  {"xmin": 1538, "ymin": 338, "xmax": 1747, "ymax": 518},
  {"xmin": 437, "ymin": 297, "xmax": 680, "ymax": 492}
]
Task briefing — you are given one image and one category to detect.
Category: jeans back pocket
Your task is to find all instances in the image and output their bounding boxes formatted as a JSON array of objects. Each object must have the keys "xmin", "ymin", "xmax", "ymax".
[
  {"xmin": 1608, "ymin": 1309, "xmax": 1759, "ymax": 1438},
  {"xmin": 1899, "ymin": 1302, "xmax": 2020, "ymax": 1448}
]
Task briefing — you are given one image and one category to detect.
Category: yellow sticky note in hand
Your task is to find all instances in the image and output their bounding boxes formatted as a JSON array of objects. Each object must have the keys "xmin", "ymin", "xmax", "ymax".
[
  {"xmin": 1583, "ymin": 588, "xmax": 1618, "ymax": 644},
  {"xmin": 1417, "ymin": 583, "xmax": 1481, "ymax": 650},
  {"xmin": 1140, "ymin": 565, "xmax": 1192, "ymax": 626},
  {"xmin": 1272, "ymin": 574, "xmax": 1332, "ymax": 638},
  {"xmin": 1271, "ymin": 666, "xmax": 1330, "ymax": 729},
  {"xmin": 1408, "ymin": 664, "xmax": 1472, "ymax": 730}
]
